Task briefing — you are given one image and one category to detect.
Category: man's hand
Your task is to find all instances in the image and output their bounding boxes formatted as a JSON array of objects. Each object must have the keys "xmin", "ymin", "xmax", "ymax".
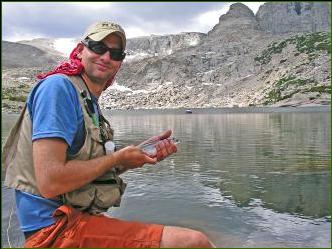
[
  {"xmin": 113, "ymin": 145, "xmax": 157, "ymax": 170},
  {"xmin": 138, "ymin": 129, "xmax": 178, "ymax": 161},
  {"xmin": 155, "ymin": 137, "xmax": 177, "ymax": 161},
  {"xmin": 138, "ymin": 129, "xmax": 172, "ymax": 147}
]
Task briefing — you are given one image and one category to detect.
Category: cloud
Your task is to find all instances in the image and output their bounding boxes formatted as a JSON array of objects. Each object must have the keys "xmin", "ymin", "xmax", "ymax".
[
  {"xmin": 192, "ymin": 3, "xmax": 233, "ymax": 33},
  {"xmin": 2, "ymin": 2, "xmax": 265, "ymax": 42},
  {"xmin": 242, "ymin": 2, "xmax": 265, "ymax": 14},
  {"xmin": 68, "ymin": 2, "xmax": 113, "ymax": 10},
  {"xmin": 2, "ymin": 2, "xmax": 119, "ymax": 40},
  {"xmin": 53, "ymin": 38, "xmax": 79, "ymax": 56}
]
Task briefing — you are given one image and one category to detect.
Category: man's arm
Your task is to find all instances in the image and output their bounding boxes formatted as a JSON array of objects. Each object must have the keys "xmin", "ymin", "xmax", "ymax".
[{"xmin": 33, "ymin": 138, "xmax": 157, "ymax": 199}]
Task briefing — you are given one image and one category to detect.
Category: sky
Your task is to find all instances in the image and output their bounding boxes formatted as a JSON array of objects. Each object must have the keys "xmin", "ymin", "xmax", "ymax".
[{"xmin": 2, "ymin": 2, "xmax": 264, "ymax": 55}]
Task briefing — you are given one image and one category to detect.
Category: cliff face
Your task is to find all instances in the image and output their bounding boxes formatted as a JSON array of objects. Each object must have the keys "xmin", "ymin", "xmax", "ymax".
[
  {"xmin": 2, "ymin": 2, "xmax": 331, "ymax": 112},
  {"xmin": 256, "ymin": 2, "xmax": 331, "ymax": 34},
  {"xmin": 126, "ymin": 32, "xmax": 206, "ymax": 60}
]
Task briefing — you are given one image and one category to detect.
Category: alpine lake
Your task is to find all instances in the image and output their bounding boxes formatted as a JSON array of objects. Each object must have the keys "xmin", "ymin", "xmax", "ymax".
[{"xmin": 2, "ymin": 106, "xmax": 330, "ymax": 247}]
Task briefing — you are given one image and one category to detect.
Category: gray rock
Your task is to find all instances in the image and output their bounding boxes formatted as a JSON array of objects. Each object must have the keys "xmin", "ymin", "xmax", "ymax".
[
  {"xmin": 256, "ymin": 2, "xmax": 331, "ymax": 34},
  {"xmin": 17, "ymin": 38, "xmax": 68, "ymax": 60},
  {"xmin": 126, "ymin": 32, "xmax": 206, "ymax": 60},
  {"xmin": 2, "ymin": 41, "xmax": 61, "ymax": 69},
  {"xmin": 208, "ymin": 2, "xmax": 261, "ymax": 37}
]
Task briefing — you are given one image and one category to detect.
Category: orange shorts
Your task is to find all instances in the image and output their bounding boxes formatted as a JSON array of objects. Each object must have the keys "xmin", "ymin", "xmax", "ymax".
[{"xmin": 25, "ymin": 205, "xmax": 164, "ymax": 248}]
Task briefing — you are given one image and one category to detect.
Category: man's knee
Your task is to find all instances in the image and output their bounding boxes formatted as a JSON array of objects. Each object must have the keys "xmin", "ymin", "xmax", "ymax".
[
  {"xmin": 189, "ymin": 230, "xmax": 214, "ymax": 248},
  {"xmin": 160, "ymin": 226, "xmax": 214, "ymax": 248}
]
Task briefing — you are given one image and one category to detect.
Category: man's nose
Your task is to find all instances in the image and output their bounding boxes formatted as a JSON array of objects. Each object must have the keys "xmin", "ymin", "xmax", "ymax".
[{"xmin": 100, "ymin": 51, "xmax": 112, "ymax": 61}]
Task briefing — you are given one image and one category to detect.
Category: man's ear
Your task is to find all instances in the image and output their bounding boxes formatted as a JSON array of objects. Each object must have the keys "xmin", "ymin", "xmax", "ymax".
[{"xmin": 76, "ymin": 43, "xmax": 84, "ymax": 59}]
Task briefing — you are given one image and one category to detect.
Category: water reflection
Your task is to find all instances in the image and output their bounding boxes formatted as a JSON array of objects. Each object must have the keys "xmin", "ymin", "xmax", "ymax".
[
  {"xmin": 107, "ymin": 111, "xmax": 330, "ymax": 219},
  {"xmin": 220, "ymin": 172, "xmax": 330, "ymax": 218}
]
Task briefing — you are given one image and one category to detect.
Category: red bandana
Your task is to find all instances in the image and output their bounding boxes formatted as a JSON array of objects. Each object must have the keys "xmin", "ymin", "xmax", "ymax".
[{"xmin": 37, "ymin": 44, "xmax": 116, "ymax": 90}]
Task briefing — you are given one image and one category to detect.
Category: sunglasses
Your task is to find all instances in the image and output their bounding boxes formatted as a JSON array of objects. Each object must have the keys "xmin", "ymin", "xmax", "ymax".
[{"xmin": 82, "ymin": 38, "xmax": 126, "ymax": 61}]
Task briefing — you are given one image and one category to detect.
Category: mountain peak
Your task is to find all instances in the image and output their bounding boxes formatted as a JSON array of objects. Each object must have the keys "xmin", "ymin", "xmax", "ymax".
[
  {"xmin": 220, "ymin": 3, "xmax": 255, "ymax": 21},
  {"xmin": 208, "ymin": 3, "xmax": 260, "ymax": 38}
]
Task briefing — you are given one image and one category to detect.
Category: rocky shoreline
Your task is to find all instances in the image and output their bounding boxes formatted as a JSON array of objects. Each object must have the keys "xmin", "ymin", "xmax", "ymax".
[{"xmin": 2, "ymin": 98, "xmax": 330, "ymax": 115}]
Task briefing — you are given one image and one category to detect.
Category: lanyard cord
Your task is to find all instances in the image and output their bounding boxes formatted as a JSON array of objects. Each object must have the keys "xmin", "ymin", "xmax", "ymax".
[
  {"xmin": 79, "ymin": 76, "xmax": 100, "ymax": 127},
  {"xmin": 79, "ymin": 76, "xmax": 112, "ymax": 143},
  {"xmin": 97, "ymin": 104, "xmax": 113, "ymax": 142}
]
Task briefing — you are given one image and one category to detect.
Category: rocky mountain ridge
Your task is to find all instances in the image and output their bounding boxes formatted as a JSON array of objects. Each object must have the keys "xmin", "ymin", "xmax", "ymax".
[
  {"xmin": 126, "ymin": 32, "xmax": 206, "ymax": 61},
  {"xmin": 257, "ymin": 2, "xmax": 331, "ymax": 34},
  {"xmin": 2, "ymin": 2, "xmax": 331, "ymax": 112},
  {"xmin": 2, "ymin": 41, "xmax": 64, "ymax": 69},
  {"xmin": 99, "ymin": 2, "xmax": 330, "ymax": 109}
]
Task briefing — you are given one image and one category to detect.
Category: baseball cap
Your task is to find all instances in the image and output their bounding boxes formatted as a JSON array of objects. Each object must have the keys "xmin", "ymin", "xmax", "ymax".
[{"xmin": 82, "ymin": 21, "xmax": 126, "ymax": 50}]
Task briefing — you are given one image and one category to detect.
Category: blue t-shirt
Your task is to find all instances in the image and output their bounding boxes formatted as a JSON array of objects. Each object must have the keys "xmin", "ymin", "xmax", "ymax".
[{"xmin": 16, "ymin": 74, "xmax": 98, "ymax": 232}]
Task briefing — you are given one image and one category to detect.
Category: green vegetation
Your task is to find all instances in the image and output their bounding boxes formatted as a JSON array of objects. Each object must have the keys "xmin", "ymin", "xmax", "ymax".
[
  {"xmin": 262, "ymin": 75, "xmax": 329, "ymax": 105},
  {"xmin": 265, "ymin": 89, "xmax": 282, "ymax": 103},
  {"xmin": 275, "ymin": 75, "xmax": 313, "ymax": 89},
  {"xmin": 304, "ymin": 85, "xmax": 331, "ymax": 94},
  {"xmin": 255, "ymin": 32, "xmax": 330, "ymax": 65},
  {"xmin": 294, "ymin": 32, "xmax": 331, "ymax": 54},
  {"xmin": 255, "ymin": 40, "xmax": 288, "ymax": 64},
  {"xmin": 7, "ymin": 95, "xmax": 27, "ymax": 102},
  {"xmin": 275, "ymin": 76, "xmax": 296, "ymax": 87},
  {"xmin": 263, "ymin": 89, "xmax": 300, "ymax": 105},
  {"xmin": 3, "ymin": 87, "xmax": 29, "ymax": 103}
]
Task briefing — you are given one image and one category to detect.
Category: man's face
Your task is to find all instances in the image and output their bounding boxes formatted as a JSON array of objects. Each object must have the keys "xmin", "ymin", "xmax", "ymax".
[{"xmin": 80, "ymin": 34, "xmax": 123, "ymax": 85}]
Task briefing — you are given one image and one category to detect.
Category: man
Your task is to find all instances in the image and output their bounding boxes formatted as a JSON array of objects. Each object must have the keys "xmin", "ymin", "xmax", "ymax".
[{"xmin": 3, "ymin": 21, "xmax": 215, "ymax": 248}]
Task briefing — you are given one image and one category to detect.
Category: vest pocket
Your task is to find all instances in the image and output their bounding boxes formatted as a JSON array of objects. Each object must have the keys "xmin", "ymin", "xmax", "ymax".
[
  {"xmin": 63, "ymin": 184, "xmax": 95, "ymax": 210},
  {"xmin": 62, "ymin": 174, "xmax": 127, "ymax": 214},
  {"xmin": 62, "ymin": 183, "xmax": 121, "ymax": 214},
  {"xmin": 93, "ymin": 183, "xmax": 121, "ymax": 209}
]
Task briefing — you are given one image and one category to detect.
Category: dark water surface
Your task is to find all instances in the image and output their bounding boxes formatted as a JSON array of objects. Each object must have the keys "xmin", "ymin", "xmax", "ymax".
[{"xmin": 2, "ymin": 107, "xmax": 331, "ymax": 247}]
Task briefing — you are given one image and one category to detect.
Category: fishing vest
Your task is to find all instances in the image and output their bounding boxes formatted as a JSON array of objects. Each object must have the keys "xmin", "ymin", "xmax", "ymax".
[{"xmin": 2, "ymin": 74, "xmax": 126, "ymax": 214}]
